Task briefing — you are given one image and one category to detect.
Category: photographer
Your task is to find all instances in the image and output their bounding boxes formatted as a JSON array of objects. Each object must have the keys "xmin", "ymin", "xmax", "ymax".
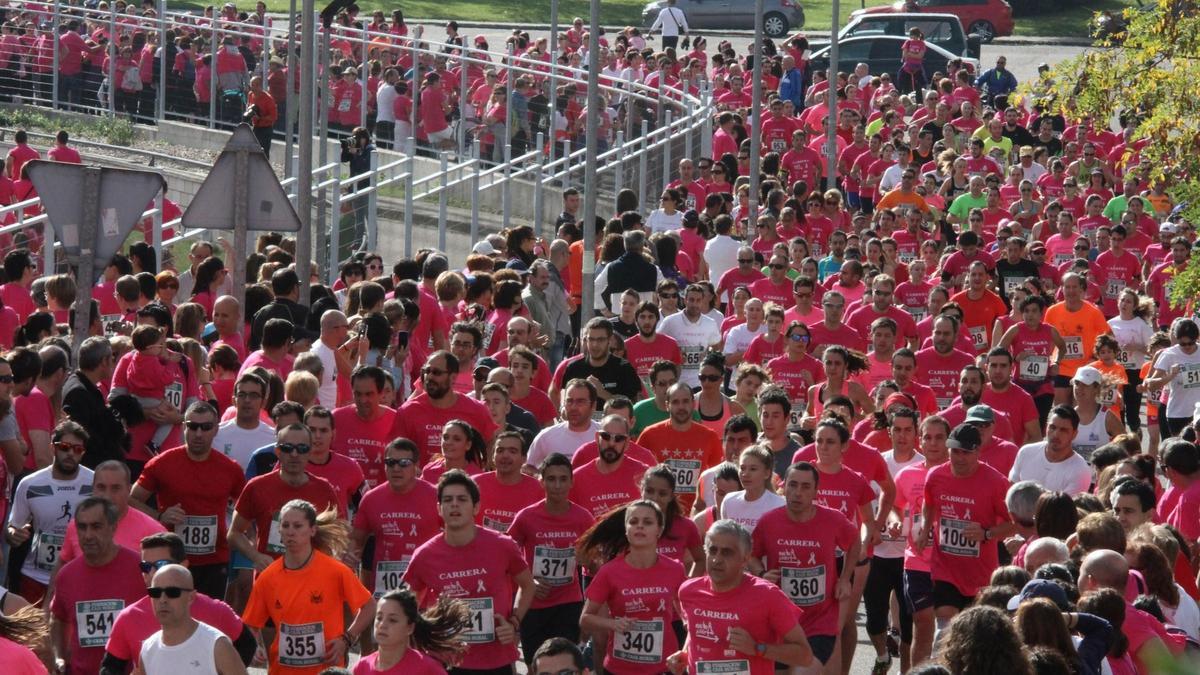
[
  {"xmin": 340, "ymin": 127, "xmax": 375, "ymax": 245},
  {"xmin": 245, "ymin": 76, "xmax": 277, "ymax": 157}
]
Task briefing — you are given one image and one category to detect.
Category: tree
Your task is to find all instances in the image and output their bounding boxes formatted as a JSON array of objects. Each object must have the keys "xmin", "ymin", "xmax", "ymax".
[{"xmin": 1037, "ymin": 1, "xmax": 1200, "ymax": 307}]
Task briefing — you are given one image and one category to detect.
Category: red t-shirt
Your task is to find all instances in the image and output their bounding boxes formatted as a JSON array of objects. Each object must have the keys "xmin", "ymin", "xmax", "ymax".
[
  {"xmin": 394, "ymin": 394, "xmax": 498, "ymax": 465},
  {"xmin": 50, "ymin": 547, "xmax": 147, "ymax": 675},
  {"xmin": 657, "ymin": 515, "xmax": 702, "ymax": 566},
  {"xmin": 845, "ymin": 305, "xmax": 919, "ymax": 344},
  {"xmin": 914, "ymin": 347, "xmax": 977, "ymax": 408},
  {"xmin": 306, "ymin": 452, "xmax": 366, "ymax": 510},
  {"xmin": 923, "ymin": 462, "xmax": 1011, "ymax": 597},
  {"xmin": 767, "ymin": 354, "xmax": 823, "ymax": 427},
  {"xmin": 331, "ymin": 406, "xmax": 397, "ymax": 490},
  {"xmin": 234, "ymin": 472, "xmax": 342, "ymax": 556},
  {"xmin": 474, "ymin": 472, "xmax": 542, "ymax": 533},
  {"xmin": 752, "ymin": 505, "xmax": 857, "ymax": 636},
  {"xmin": 678, "ymin": 574, "xmax": 803, "ymax": 675},
  {"xmin": 624, "ymin": 334, "xmax": 683, "ymax": 388},
  {"xmin": 136, "ymin": 447, "xmax": 245, "ymax": 565},
  {"xmin": 808, "ymin": 322, "xmax": 867, "ymax": 353},
  {"xmin": 403, "ymin": 528, "xmax": 528, "ymax": 669},
  {"xmin": 507, "ymin": 499, "xmax": 595, "ymax": 609},
  {"xmin": 982, "ymin": 384, "xmax": 1039, "ymax": 446},
  {"xmin": 569, "ymin": 458, "xmax": 650, "ymax": 518},
  {"xmin": 585, "ymin": 554, "xmax": 687, "ymax": 674},
  {"xmin": 351, "ymin": 480, "xmax": 441, "ymax": 597}
]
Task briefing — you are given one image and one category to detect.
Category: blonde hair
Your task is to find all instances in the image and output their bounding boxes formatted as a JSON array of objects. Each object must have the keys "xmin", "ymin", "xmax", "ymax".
[
  {"xmin": 284, "ymin": 371, "xmax": 319, "ymax": 408},
  {"xmin": 280, "ymin": 500, "xmax": 350, "ymax": 556}
]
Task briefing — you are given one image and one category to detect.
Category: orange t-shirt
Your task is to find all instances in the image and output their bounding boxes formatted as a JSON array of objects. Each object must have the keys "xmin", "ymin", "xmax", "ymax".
[
  {"xmin": 637, "ymin": 420, "xmax": 724, "ymax": 513},
  {"xmin": 1089, "ymin": 359, "xmax": 1129, "ymax": 417},
  {"xmin": 242, "ymin": 550, "xmax": 373, "ymax": 675},
  {"xmin": 950, "ymin": 288, "xmax": 1009, "ymax": 353},
  {"xmin": 1044, "ymin": 301, "xmax": 1111, "ymax": 377}
]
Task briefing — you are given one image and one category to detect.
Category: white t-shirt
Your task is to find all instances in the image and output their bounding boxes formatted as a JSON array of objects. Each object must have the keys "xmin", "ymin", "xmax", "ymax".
[
  {"xmin": 141, "ymin": 620, "xmax": 223, "ymax": 675},
  {"xmin": 376, "ymin": 81, "xmax": 398, "ymax": 124},
  {"xmin": 720, "ymin": 489, "xmax": 785, "ymax": 533},
  {"xmin": 7, "ymin": 465, "xmax": 94, "ymax": 584},
  {"xmin": 658, "ymin": 311, "xmax": 722, "ymax": 388},
  {"xmin": 878, "ymin": 450, "xmax": 924, "ymax": 559},
  {"xmin": 1152, "ymin": 344, "xmax": 1200, "ymax": 418},
  {"xmin": 309, "ymin": 340, "xmax": 339, "ymax": 409},
  {"xmin": 723, "ymin": 322, "xmax": 766, "ymax": 356},
  {"xmin": 646, "ymin": 209, "xmax": 684, "ymax": 234},
  {"xmin": 526, "ymin": 420, "xmax": 600, "ymax": 468},
  {"xmin": 213, "ymin": 419, "xmax": 277, "ymax": 470},
  {"xmin": 1166, "ymin": 583, "xmax": 1200, "ymax": 640},
  {"xmin": 705, "ymin": 235, "xmax": 742, "ymax": 286},
  {"xmin": 1107, "ymin": 316, "xmax": 1154, "ymax": 370},
  {"xmin": 1009, "ymin": 442, "xmax": 1092, "ymax": 496}
]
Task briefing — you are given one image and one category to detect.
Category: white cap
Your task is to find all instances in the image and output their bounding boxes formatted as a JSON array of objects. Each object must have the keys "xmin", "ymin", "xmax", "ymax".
[
  {"xmin": 1072, "ymin": 366, "xmax": 1102, "ymax": 387},
  {"xmin": 472, "ymin": 240, "xmax": 498, "ymax": 255}
]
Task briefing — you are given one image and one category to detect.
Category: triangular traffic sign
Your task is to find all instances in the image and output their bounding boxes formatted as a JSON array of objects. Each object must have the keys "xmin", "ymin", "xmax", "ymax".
[{"xmin": 181, "ymin": 125, "xmax": 302, "ymax": 232}]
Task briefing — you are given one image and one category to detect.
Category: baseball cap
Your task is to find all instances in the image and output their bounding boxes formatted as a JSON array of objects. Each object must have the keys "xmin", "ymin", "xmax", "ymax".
[
  {"xmin": 682, "ymin": 209, "xmax": 700, "ymax": 225},
  {"xmin": 946, "ymin": 424, "xmax": 982, "ymax": 451},
  {"xmin": 1072, "ymin": 366, "xmax": 1102, "ymax": 387},
  {"xmin": 472, "ymin": 240, "xmax": 498, "ymax": 256},
  {"xmin": 474, "ymin": 356, "xmax": 500, "ymax": 379},
  {"xmin": 1160, "ymin": 222, "xmax": 1178, "ymax": 235},
  {"xmin": 964, "ymin": 405, "xmax": 995, "ymax": 425},
  {"xmin": 1006, "ymin": 579, "xmax": 1070, "ymax": 611}
]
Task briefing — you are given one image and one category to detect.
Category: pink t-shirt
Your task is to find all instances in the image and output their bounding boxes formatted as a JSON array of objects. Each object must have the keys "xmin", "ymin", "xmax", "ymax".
[
  {"xmin": 393, "ymin": 394, "xmax": 498, "ymax": 465},
  {"xmin": 923, "ymin": 462, "xmax": 1011, "ymax": 597},
  {"xmin": 474, "ymin": 472, "xmax": 542, "ymax": 534},
  {"xmin": 331, "ymin": 406, "xmax": 397, "ymax": 490},
  {"xmin": 15, "ymin": 386, "xmax": 54, "ymax": 470},
  {"xmin": 981, "ymin": 384, "xmax": 1039, "ymax": 446},
  {"xmin": 307, "ymin": 452, "xmax": 366, "ymax": 510},
  {"xmin": 569, "ymin": 458, "xmax": 650, "ymax": 518},
  {"xmin": 0, "ymin": 636, "xmax": 45, "ymax": 675},
  {"xmin": 585, "ymin": 554, "xmax": 687, "ymax": 674},
  {"xmin": 403, "ymin": 528, "xmax": 528, "ymax": 670},
  {"xmin": 678, "ymin": 574, "xmax": 802, "ymax": 675},
  {"xmin": 105, "ymin": 592, "xmax": 243, "ymax": 663},
  {"xmin": 237, "ymin": 349, "xmax": 295, "ymax": 381},
  {"xmin": 127, "ymin": 351, "xmax": 177, "ymax": 398},
  {"xmin": 112, "ymin": 350, "xmax": 199, "ymax": 462},
  {"xmin": 752, "ymin": 505, "xmax": 856, "ymax": 636},
  {"xmin": 352, "ymin": 480, "xmax": 441, "ymax": 596},
  {"xmin": 353, "ymin": 650, "xmax": 447, "ymax": 675},
  {"xmin": 767, "ymin": 354, "xmax": 823, "ymax": 428},
  {"xmin": 0, "ymin": 282, "xmax": 35, "ymax": 322},
  {"xmin": 59, "ymin": 507, "xmax": 164, "ymax": 563},
  {"xmin": 624, "ymin": 334, "xmax": 683, "ymax": 387},
  {"xmin": 656, "ymin": 516, "xmax": 701, "ymax": 566},
  {"xmin": 914, "ymin": 347, "xmax": 976, "ymax": 408},
  {"xmin": 893, "ymin": 462, "xmax": 937, "ymax": 572},
  {"xmin": 1167, "ymin": 480, "xmax": 1200, "ymax": 542},
  {"xmin": 507, "ymin": 499, "xmax": 595, "ymax": 609},
  {"xmin": 49, "ymin": 547, "xmax": 147, "ymax": 675}
]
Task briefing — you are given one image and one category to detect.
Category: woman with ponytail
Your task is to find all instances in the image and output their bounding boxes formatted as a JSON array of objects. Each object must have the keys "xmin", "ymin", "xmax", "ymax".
[
  {"xmin": 353, "ymin": 589, "xmax": 471, "ymax": 674},
  {"xmin": 0, "ymin": 605, "xmax": 49, "ymax": 674}
]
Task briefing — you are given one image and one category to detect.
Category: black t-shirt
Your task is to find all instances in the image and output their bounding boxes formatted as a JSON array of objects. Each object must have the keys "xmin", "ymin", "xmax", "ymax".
[
  {"xmin": 995, "ymin": 258, "xmax": 1042, "ymax": 308},
  {"xmin": 1002, "ymin": 124, "xmax": 1035, "ymax": 150},
  {"xmin": 609, "ymin": 317, "xmax": 638, "ymax": 340},
  {"xmin": 1031, "ymin": 135, "xmax": 1063, "ymax": 158},
  {"xmin": 562, "ymin": 355, "xmax": 644, "ymax": 410}
]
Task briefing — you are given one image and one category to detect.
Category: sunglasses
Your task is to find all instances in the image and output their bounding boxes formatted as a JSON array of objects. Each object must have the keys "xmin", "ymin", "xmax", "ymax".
[
  {"xmin": 54, "ymin": 441, "xmax": 86, "ymax": 454},
  {"xmin": 422, "ymin": 367, "xmax": 449, "ymax": 376},
  {"xmin": 698, "ymin": 374, "xmax": 722, "ymax": 383},
  {"xmin": 139, "ymin": 559, "xmax": 172, "ymax": 574},
  {"xmin": 769, "ymin": 264, "xmax": 786, "ymax": 270},
  {"xmin": 277, "ymin": 443, "xmax": 311, "ymax": 455},
  {"xmin": 184, "ymin": 421, "xmax": 215, "ymax": 431},
  {"xmin": 788, "ymin": 334, "xmax": 810, "ymax": 342},
  {"xmin": 147, "ymin": 586, "xmax": 194, "ymax": 599},
  {"xmin": 597, "ymin": 431, "xmax": 628, "ymax": 443},
  {"xmin": 0, "ymin": 374, "xmax": 12, "ymax": 384},
  {"xmin": 384, "ymin": 457, "xmax": 415, "ymax": 468},
  {"xmin": 659, "ymin": 292, "xmax": 679, "ymax": 299},
  {"xmin": 737, "ymin": 258, "xmax": 755, "ymax": 264}
]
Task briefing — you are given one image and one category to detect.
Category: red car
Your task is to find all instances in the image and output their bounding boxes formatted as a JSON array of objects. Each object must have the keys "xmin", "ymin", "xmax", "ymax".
[{"xmin": 853, "ymin": 0, "xmax": 1015, "ymax": 42}]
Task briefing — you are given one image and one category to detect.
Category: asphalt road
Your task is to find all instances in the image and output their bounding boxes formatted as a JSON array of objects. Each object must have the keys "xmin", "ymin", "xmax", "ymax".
[{"xmin": 251, "ymin": 34, "xmax": 1090, "ymax": 675}]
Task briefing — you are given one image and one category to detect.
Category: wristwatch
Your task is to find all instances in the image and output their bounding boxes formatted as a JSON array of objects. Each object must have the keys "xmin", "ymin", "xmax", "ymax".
[{"xmin": 755, "ymin": 643, "xmax": 768, "ymax": 658}]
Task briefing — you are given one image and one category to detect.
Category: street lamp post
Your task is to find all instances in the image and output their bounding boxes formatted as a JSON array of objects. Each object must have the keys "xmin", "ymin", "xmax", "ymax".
[
  {"xmin": 748, "ymin": 0, "xmax": 764, "ymax": 221},
  {"xmin": 580, "ymin": 0, "xmax": 601, "ymax": 325},
  {"xmin": 825, "ymin": 0, "xmax": 841, "ymax": 184}
]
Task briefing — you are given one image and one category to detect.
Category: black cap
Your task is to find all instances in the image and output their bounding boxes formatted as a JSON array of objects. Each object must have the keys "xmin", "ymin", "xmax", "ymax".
[
  {"xmin": 474, "ymin": 357, "xmax": 500, "ymax": 379},
  {"xmin": 947, "ymin": 424, "xmax": 982, "ymax": 452}
]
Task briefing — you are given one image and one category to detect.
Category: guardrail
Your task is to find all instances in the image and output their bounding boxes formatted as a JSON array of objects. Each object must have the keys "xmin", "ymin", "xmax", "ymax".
[{"xmin": 1, "ymin": 3, "xmax": 712, "ymax": 283}]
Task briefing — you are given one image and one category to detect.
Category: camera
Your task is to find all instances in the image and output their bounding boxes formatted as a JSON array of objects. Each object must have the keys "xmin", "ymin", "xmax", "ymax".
[{"xmin": 242, "ymin": 103, "xmax": 259, "ymax": 123}]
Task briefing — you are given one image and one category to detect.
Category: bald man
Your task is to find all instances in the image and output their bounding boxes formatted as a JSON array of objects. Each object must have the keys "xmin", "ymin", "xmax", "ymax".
[
  {"xmin": 212, "ymin": 296, "xmax": 247, "ymax": 361},
  {"xmin": 309, "ymin": 310, "xmax": 355, "ymax": 408},
  {"xmin": 496, "ymin": 316, "xmax": 552, "ymax": 391},
  {"xmin": 138, "ymin": 565, "xmax": 247, "ymax": 674},
  {"xmin": 1079, "ymin": 549, "xmax": 1180, "ymax": 670}
]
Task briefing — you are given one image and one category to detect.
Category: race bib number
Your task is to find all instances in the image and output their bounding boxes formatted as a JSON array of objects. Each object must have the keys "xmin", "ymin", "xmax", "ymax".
[
  {"xmin": 899, "ymin": 250, "xmax": 917, "ymax": 264},
  {"xmin": 1105, "ymin": 278, "xmax": 1123, "ymax": 299},
  {"xmin": 685, "ymin": 194, "xmax": 697, "ymax": 210},
  {"xmin": 533, "ymin": 546, "xmax": 576, "ymax": 586},
  {"xmin": 1053, "ymin": 252, "xmax": 1073, "ymax": 267},
  {"xmin": 810, "ymin": 242, "xmax": 823, "ymax": 257},
  {"xmin": 907, "ymin": 306, "xmax": 928, "ymax": 323},
  {"xmin": 1117, "ymin": 349, "xmax": 1139, "ymax": 369},
  {"xmin": 696, "ymin": 660, "xmax": 751, "ymax": 675},
  {"xmin": 267, "ymin": 514, "xmax": 283, "ymax": 554},
  {"xmin": 279, "ymin": 622, "xmax": 325, "ymax": 667},
  {"xmin": 781, "ymin": 565, "xmax": 826, "ymax": 606},
  {"xmin": 771, "ymin": 139, "xmax": 787, "ymax": 153},
  {"xmin": 665, "ymin": 458, "xmax": 701, "ymax": 494},
  {"xmin": 682, "ymin": 346, "xmax": 705, "ymax": 369},
  {"xmin": 969, "ymin": 325, "xmax": 987, "ymax": 350},
  {"xmin": 374, "ymin": 559, "xmax": 410, "ymax": 597},
  {"xmin": 1063, "ymin": 336, "xmax": 1083, "ymax": 360},
  {"xmin": 163, "ymin": 382, "xmax": 183, "ymax": 410},
  {"xmin": 463, "ymin": 598, "xmax": 496, "ymax": 643},
  {"xmin": 176, "ymin": 515, "xmax": 218, "ymax": 555},
  {"xmin": 337, "ymin": 98, "xmax": 351, "ymax": 112},
  {"xmin": 481, "ymin": 516, "xmax": 511, "ymax": 533},
  {"xmin": 1018, "ymin": 355, "xmax": 1049, "ymax": 381},
  {"xmin": 789, "ymin": 399, "xmax": 806, "ymax": 428},
  {"xmin": 1003, "ymin": 277, "xmax": 1022, "ymax": 295},
  {"xmin": 32, "ymin": 531, "xmax": 63, "ymax": 572},
  {"xmin": 614, "ymin": 619, "xmax": 664, "ymax": 663},
  {"xmin": 1182, "ymin": 363, "xmax": 1200, "ymax": 390},
  {"xmin": 75, "ymin": 600, "xmax": 123, "ymax": 647},
  {"xmin": 1100, "ymin": 386, "xmax": 1118, "ymax": 407},
  {"xmin": 938, "ymin": 517, "xmax": 980, "ymax": 558}
]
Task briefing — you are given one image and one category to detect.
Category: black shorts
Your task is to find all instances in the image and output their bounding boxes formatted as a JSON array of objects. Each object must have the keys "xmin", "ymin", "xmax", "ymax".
[
  {"xmin": 808, "ymin": 634, "xmax": 837, "ymax": 664},
  {"xmin": 932, "ymin": 580, "xmax": 974, "ymax": 611},
  {"xmin": 1053, "ymin": 374, "xmax": 1072, "ymax": 389},
  {"xmin": 904, "ymin": 569, "xmax": 934, "ymax": 613}
]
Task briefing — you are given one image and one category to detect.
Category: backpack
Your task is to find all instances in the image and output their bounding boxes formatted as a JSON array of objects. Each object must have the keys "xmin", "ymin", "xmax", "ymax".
[{"xmin": 121, "ymin": 65, "xmax": 142, "ymax": 92}]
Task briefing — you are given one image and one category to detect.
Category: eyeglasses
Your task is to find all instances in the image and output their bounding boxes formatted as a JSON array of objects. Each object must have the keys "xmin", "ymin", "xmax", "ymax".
[
  {"xmin": 235, "ymin": 391, "xmax": 263, "ymax": 400},
  {"xmin": 794, "ymin": 291, "xmax": 812, "ymax": 298},
  {"xmin": 597, "ymin": 431, "xmax": 628, "ymax": 443},
  {"xmin": 184, "ymin": 421, "xmax": 215, "ymax": 431},
  {"xmin": 737, "ymin": 258, "xmax": 755, "ymax": 264},
  {"xmin": 54, "ymin": 441, "xmax": 86, "ymax": 455},
  {"xmin": 698, "ymin": 373, "xmax": 722, "ymax": 383},
  {"xmin": 384, "ymin": 458, "xmax": 415, "ymax": 468},
  {"xmin": 769, "ymin": 264, "xmax": 786, "ymax": 270},
  {"xmin": 659, "ymin": 292, "xmax": 679, "ymax": 299},
  {"xmin": 139, "ymin": 559, "xmax": 173, "ymax": 574},
  {"xmin": 277, "ymin": 443, "xmax": 311, "ymax": 455},
  {"xmin": 0, "ymin": 374, "xmax": 13, "ymax": 383},
  {"xmin": 1075, "ymin": 245, "xmax": 1089, "ymax": 251},
  {"xmin": 422, "ymin": 367, "xmax": 449, "ymax": 376},
  {"xmin": 147, "ymin": 586, "xmax": 194, "ymax": 599},
  {"xmin": 712, "ymin": 169, "xmax": 726, "ymax": 175}
]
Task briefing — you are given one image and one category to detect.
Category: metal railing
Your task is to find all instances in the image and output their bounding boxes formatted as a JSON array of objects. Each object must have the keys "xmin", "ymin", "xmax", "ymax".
[{"xmin": 0, "ymin": 4, "xmax": 713, "ymax": 283}]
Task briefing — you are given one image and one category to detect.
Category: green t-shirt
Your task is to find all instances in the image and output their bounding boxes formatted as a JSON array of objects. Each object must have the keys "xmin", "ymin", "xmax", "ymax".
[
  {"xmin": 1102, "ymin": 195, "xmax": 1128, "ymax": 223},
  {"xmin": 948, "ymin": 192, "xmax": 989, "ymax": 222}
]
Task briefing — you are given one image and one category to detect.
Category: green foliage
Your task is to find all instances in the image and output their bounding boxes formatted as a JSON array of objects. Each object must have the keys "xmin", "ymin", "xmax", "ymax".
[
  {"xmin": 1039, "ymin": 1, "xmax": 1200, "ymax": 310},
  {"xmin": 0, "ymin": 108, "xmax": 137, "ymax": 146}
]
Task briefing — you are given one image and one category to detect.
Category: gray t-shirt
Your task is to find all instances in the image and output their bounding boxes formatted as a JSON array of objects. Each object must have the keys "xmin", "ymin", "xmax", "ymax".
[{"xmin": 0, "ymin": 410, "xmax": 18, "ymax": 442}]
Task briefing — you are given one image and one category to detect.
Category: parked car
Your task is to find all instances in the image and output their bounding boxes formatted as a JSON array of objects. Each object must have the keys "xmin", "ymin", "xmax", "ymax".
[
  {"xmin": 851, "ymin": 0, "xmax": 1014, "ymax": 42},
  {"xmin": 640, "ymin": 0, "xmax": 805, "ymax": 38},
  {"xmin": 807, "ymin": 12, "xmax": 983, "ymax": 61},
  {"xmin": 806, "ymin": 34, "xmax": 979, "ymax": 78}
]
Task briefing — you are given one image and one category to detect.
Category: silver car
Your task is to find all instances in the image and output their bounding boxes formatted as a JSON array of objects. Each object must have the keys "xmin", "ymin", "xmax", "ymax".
[{"xmin": 641, "ymin": 0, "xmax": 806, "ymax": 38}]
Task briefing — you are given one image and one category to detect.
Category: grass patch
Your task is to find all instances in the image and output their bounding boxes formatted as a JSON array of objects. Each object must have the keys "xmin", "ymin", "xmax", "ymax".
[
  {"xmin": 1012, "ymin": 0, "xmax": 1134, "ymax": 37},
  {"xmin": 0, "ymin": 108, "xmax": 136, "ymax": 146}
]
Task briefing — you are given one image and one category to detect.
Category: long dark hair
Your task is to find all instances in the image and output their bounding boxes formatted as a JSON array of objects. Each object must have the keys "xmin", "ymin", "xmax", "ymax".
[
  {"xmin": 190, "ymin": 256, "xmax": 225, "ymax": 299},
  {"xmin": 443, "ymin": 419, "xmax": 487, "ymax": 467},
  {"xmin": 576, "ymin": 499, "xmax": 664, "ymax": 567},
  {"xmin": 378, "ymin": 589, "xmax": 471, "ymax": 659},
  {"xmin": 641, "ymin": 465, "xmax": 682, "ymax": 538}
]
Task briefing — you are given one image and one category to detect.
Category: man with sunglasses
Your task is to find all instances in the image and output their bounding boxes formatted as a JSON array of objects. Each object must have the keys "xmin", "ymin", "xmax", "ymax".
[
  {"xmin": 136, "ymin": 564, "xmax": 247, "ymax": 675},
  {"xmin": 7, "ymin": 420, "xmax": 93, "ymax": 604},
  {"xmin": 394, "ymin": 351, "xmax": 497, "ymax": 465},
  {"xmin": 101, "ymin": 533, "xmax": 255, "ymax": 674},
  {"xmin": 350, "ymin": 438, "xmax": 441, "ymax": 600},
  {"xmin": 49, "ymin": 496, "xmax": 146, "ymax": 675},
  {"xmin": 130, "ymin": 402, "xmax": 246, "ymax": 600},
  {"xmin": 569, "ymin": 414, "xmax": 649, "ymax": 518}
]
